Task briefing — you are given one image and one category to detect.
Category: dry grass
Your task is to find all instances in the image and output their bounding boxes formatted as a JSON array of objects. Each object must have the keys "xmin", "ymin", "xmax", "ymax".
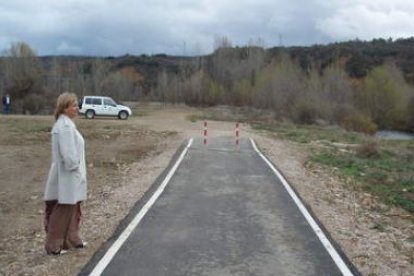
[{"xmin": 0, "ymin": 114, "xmax": 176, "ymax": 276}]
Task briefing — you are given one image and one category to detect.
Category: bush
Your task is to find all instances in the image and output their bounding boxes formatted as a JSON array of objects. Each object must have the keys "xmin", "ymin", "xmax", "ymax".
[
  {"xmin": 292, "ymin": 100, "xmax": 318, "ymax": 124},
  {"xmin": 341, "ymin": 113, "xmax": 378, "ymax": 134},
  {"xmin": 22, "ymin": 94, "xmax": 47, "ymax": 114},
  {"xmin": 332, "ymin": 104, "xmax": 354, "ymax": 124},
  {"xmin": 408, "ymin": 96, "xmax": 414, "ymax": 132},
  {"xmin": 356, "ymin": 139, "xmax": 379, "ymax": 158},
  {"xmin": 356, "ymin": 64, "xmax": 407, "ymax": 129}
]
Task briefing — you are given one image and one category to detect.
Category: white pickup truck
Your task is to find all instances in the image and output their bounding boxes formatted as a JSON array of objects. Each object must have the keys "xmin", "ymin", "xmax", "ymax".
[{"xmin": 79, "ymin": 96, "xmax": 132, "ymax": 120}]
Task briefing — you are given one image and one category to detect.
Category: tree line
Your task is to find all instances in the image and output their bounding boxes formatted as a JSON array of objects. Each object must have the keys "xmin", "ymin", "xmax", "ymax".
[
  {"xmin": 1, "ymin": 39, "xmax": 413, "ymax": 133},
  {"xmin": 153, "ymin": 38, "xmax": 414, "ymax": 133},
  {"xmin": 0, "ymin": 42, "xmax": 143, "ymax": 115}
]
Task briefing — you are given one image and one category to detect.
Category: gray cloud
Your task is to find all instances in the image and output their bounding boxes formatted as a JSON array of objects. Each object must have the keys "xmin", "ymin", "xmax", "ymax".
[
  {"xmin": 316, "ymin": 0, "xmax": 414, "ymax": 41},
  {"xmin": 0, "ymin": 0, "xmax": 413, "ymax": 56}
]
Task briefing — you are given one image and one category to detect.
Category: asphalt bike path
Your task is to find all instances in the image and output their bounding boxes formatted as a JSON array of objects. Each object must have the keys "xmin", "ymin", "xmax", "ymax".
[{"xmin": 82, "ymin": 137, "xmax": 356, "ymax": 276}]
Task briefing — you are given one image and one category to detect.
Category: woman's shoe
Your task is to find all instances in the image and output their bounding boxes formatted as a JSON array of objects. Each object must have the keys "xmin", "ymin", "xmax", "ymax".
[
  {"xmin": 74, "ymin": 242, "xmax": 88, "ymax": 248},
  {"xmin": 48, "ymin": 249, "xmax": 68, "ymax": 255}
]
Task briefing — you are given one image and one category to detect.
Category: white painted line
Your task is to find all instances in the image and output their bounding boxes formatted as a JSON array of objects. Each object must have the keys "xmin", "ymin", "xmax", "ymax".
[
  {"xmin": 89, "ymin": 138, "xmax": 194, "ymax": 276},
  {"xmin": 250, "ymin": 138, "xmax": 354, "ymax": 276}
]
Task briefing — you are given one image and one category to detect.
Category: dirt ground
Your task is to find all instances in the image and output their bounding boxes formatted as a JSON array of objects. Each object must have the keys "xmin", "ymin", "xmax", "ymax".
[{"xmin": 0, "ymin": 104, "xmax": 413, "ymax": 276}]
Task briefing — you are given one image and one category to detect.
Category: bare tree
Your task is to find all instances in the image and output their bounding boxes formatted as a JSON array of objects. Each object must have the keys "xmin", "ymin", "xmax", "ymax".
[
  {"xmin": 154, "ymin": 70, "xmax": 168, "ymax": 106},
  {"xmin": 91, "ymin": 59, "xmax": 111, "ymax": 94},
  {"xmin": 118, "ymin": 66, "xmax": 144, "ymax": 100},
  {"xmin": 321, "ymin": 62, "xmax": 353, "ymax": 122},
  {"xmin": 253, "ymin": 55, "xmax": 303, "ymax": 116},
  {"xmin": 210, "ymin": 36, "xmax": 235, "ymax": 101},
  {"xmin": 209, "ymin": 36, "xmax": 268, "ymax": 105},
  {"xmin": 357, "ymin": 63, "xmax": 408, "ymax": 128},
  {"xmin": 214, "ymin": 35, "xmax": 232, "ymax": 50},
  {"xmin": 73, "ymin": 61, "xmax": 92, "ymax": 97},
  {"xmin": 408, "ymin": 96, "xmax": 414, "ymax": 131},
  {"xmin": 1, "ymin": 41, "xmax": 44, "ymax": 113},
  {"xmin": 182, "ymin": 70, "xmax": 202, "ymax": 105},
  {"xmin": 45, "ymin": 57, "xmax": 64, "ymax": 95}
]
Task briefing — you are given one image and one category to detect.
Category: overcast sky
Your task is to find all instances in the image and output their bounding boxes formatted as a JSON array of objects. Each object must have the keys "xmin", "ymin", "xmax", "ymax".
[{"xmin": 1, "ymin": 0, "xmax": 414, "ymax": 56}]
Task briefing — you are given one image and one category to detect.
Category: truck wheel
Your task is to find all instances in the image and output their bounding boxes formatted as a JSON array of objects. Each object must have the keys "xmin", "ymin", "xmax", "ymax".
[
  {"xmin": 118, "ymin": 111, "xmax": 128, "ymax": 120},
  {"xmin": 85, "ymin": 110, "xmax": 95, "ymax": 119}
]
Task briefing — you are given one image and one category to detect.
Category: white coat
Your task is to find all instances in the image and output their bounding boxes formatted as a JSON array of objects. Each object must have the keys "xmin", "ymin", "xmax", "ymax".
[{"xmin": 44, "ymin": 114, "xmax": 87, "ymax": 204}]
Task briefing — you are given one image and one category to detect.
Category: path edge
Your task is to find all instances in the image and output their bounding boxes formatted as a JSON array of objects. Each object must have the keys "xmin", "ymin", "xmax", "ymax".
[
  {"xmin": 250, "ymin": 138, "xmax": 361, "ymax": 276},
  {"xmin": 78, "ymin": 138, "xmax": 193, "ymax": 276}
]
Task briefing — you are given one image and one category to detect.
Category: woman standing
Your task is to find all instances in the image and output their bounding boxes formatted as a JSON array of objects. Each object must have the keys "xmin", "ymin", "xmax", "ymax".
[{"xmin": 44, "ymin": 92, "xmax": 87, "ymax": 255}]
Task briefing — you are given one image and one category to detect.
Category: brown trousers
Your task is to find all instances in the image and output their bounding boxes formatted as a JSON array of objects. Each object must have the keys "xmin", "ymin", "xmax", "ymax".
[{"xmin": 44, "ymin": 200, "xmax": 83, "ymax": 253}]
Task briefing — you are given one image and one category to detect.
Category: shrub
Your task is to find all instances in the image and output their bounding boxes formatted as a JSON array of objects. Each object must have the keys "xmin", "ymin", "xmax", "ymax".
[
  {"xmin": 356, "ymin": 139, "xmax": 379, "ymax": 158},
  {"xmin": 332, "ymin": 104, "xmax": 355, "ymax": 124},
  {"xmin": 356, "ymin": 64, "xmax": 408, "ymax": 129},
  {"xmin": 408, "ymin": 96, "xmax": 414, "ymax": 132},
  {"xmin": 292, "ymin": 100, "xmax": 318, "ymax": 124},
  {"xmin": 341, "ymin": 113, "xmax": 378, "ymax": 134},
  {"xmin": 22, "ymin": 93, "xmax": 47, "ymax": 114}
]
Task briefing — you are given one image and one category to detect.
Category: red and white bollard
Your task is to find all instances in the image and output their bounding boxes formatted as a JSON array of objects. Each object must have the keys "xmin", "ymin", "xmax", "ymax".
[
  {"xmin": 203, "ymin": 121, "xmax": 208, "ymax": 145},
  {"xmin": 235, "ymin": 122, "xmax": 240, "ymax": 146}
]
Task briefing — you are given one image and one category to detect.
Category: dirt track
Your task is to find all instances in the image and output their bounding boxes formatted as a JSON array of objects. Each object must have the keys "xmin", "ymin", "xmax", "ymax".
[{"xmin": 0, "ymin": 104, "xmax": 413, "ymax": 276}]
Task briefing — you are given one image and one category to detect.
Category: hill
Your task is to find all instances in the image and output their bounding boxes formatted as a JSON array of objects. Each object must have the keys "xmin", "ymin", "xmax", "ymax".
[
  {"xmin": 37, "ymin": 37, "xmax": 414, "ymax": 93},
  {"xmin": 1, "ymin": 38, "xmax": 414, "ymax": 132}
]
